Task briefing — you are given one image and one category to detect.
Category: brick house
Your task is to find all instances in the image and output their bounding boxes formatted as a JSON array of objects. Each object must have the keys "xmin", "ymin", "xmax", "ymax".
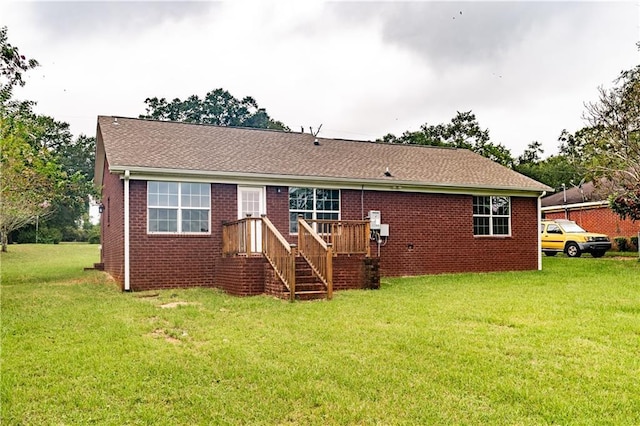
[
  {"xmin": 95, "ymin": 116, "xmax": 551, "ymax": 298},
  {"xmin": 541, "ymin": 182, "xmax": 639, "ymax": 246}
]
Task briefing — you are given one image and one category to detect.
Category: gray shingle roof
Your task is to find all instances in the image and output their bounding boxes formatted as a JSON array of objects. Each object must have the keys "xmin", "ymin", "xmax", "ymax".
[{"xmin": 96, "ymin": 116, "xmax": 550, "ymax": 193}]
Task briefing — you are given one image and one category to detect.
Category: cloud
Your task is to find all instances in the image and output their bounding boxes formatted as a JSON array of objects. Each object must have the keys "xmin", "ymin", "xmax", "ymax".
[
  {"xmin": 2, "ymin": 1, "xmax": 638, "ymax": 158},
  {"xmin": 24, "ymin": 1, "xmax": 215, "ymax": 40}
]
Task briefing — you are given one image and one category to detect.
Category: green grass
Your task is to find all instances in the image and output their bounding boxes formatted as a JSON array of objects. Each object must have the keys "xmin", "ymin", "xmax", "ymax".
[{"xmin": 2, "ymin": 245, "xmax": 640, "ymax": 424}]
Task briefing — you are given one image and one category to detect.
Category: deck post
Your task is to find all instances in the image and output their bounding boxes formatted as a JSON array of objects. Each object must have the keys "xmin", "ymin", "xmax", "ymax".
[{"xmin": 326, "ymin": 243, "xmax": 333, "ymax": 300}]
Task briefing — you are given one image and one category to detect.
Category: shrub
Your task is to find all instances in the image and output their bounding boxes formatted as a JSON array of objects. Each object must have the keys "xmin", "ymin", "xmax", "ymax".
[
  {"xmin": 630, "ymin": 236, "xmax": 639, "ymax": 252},
  {"xmin": 87, "ymin": 225, "xmax": 100, "ymax": 244},
  {"xmin": 614, "ymin": 237, "xmax": 629, "ymax": 252}
]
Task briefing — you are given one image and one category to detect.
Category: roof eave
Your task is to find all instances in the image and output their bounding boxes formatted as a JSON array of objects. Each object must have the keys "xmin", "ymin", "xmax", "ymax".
[{"xmin": 107, "ymin": 165, "xmax": 550, "ymax": 197}]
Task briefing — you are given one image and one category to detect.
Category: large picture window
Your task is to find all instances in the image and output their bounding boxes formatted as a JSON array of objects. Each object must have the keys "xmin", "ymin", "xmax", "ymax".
[
  {"xmin": 473, "ymin": 196, "xmax": 510, "ymax": 236},
  {"xmin": 148, "ymin": 181, "xmax": 210, "ymax": 234},
  {"xmin": 289, "ymin": 188, "xmax": 340, "ymax": 233}
]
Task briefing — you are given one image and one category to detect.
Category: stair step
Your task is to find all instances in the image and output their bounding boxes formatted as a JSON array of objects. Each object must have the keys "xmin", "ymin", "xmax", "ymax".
[
  {"xmin": 296, "ymin": 276, "xmax": 322, "ymax": 284},
  {"xmin": 295, "ymin": 283, "xmax": 325, "ymax": 292}
]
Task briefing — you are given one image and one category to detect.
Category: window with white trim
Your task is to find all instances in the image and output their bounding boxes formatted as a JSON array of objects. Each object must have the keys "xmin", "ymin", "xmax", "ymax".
[
  {"xmin": 473, "ymin": 196, "xmax": 510, "ymax": 236},
  {"xmin": 148, "ymin": 181, "xmax": 210, "ymax": 233},
  {"xmin": 289, "ymin": 188, "xmax": 340, "ymax": 233}
]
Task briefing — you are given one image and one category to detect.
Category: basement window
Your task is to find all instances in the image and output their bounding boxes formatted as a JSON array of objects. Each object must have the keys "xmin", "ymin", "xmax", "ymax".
[
  {"xmin": 473, "ymin": 196, "xmax": 510, "ymax": 236},
  {"xmin": 148, "ymin": 181, "xmax": 210, "ymax": 234},
  {"xmin": 289, "ymin": 188, "xmax": 340, "ymax": 233}
]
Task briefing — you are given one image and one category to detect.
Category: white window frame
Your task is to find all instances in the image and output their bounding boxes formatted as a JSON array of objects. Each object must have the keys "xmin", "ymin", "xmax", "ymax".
[
  {"xmin": 147, "ymin": 181, "xmax": 211, "ymax": 235},
  {"xmin": 473, "ymin": 196, "xmax": 511, "ymax": 236},
  {"xmin": 289, "ymin": 187, "xmax": 341, "ymax": 234}
]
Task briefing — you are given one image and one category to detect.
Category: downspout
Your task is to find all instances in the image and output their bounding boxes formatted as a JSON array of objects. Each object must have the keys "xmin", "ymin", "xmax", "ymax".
[
  {"xmin": 537, "ymin": 191, "xmax": 546, "ymax": 271},
  {"xmin": 124, "ymin": 170, "xmax": 131, "ymax": 291},
  {"xmin": 361, "ymin": 185, "xmax": 364, "ymax": 220}
]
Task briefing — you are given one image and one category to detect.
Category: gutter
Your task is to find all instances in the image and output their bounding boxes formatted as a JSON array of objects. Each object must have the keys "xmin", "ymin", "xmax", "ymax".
[
  {"xmin": 538, "ymin": 191, "xmax": 546, "ymax": 271},
  {"xmin": 541, "ymin": 200, "xmax": 608, "ymax": 212}
]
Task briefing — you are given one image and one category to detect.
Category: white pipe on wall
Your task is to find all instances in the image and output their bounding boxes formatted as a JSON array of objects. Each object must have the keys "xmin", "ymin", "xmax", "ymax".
[{"xmin": 124, "ymin": 170, "xmax": 131, "ymax": 291}]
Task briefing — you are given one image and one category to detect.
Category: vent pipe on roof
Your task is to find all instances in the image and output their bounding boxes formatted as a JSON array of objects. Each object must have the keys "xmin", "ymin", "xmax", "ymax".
[{"xmin": 113, "ymin": 117, "xmax": 119, "ymax": 125}]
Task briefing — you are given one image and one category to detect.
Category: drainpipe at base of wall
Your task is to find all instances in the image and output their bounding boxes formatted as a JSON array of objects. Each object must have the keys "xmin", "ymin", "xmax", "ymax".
[
  {"xmin": 124, "ymin": 170, "xmax": 131, "ymax": 291},
  {"xmin": 537, "ymin": 191, "xmax": 546, "ymax": 271}
]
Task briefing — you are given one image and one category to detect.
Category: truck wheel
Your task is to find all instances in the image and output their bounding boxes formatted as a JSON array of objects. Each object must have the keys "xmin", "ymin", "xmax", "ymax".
[
  {"xmin": 544, "ymin": 251, "xmax": 557, "ymax": 257},
  {"xmin": 566, "ymin": 242, "xmax": 581, "ymax": 258},
  {"xmin": 592, "ymin": 250, "xmax": 606, "ymax": 258}
]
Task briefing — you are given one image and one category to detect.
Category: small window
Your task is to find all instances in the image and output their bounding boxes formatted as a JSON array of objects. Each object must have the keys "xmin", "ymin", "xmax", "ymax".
[
  {"xmin": 148, "ymin": 181, "xmax": 210, "ymax": 234},
  {"xmin": 473, "ymin": 196, "xmax": 510, "ymax": 236}
]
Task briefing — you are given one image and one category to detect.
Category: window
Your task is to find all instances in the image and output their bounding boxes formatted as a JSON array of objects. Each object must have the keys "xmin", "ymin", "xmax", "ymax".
[
  {"xmin": 289, "ymin": 188, "xmax": 340, "ymax": 233},
  {"xmin": 473, "ymin": 196, "xmax": 510, "ymax": 236},
  {"xmin": 148, "ymin": 181, "xmax": 210, "ymax": 233}
]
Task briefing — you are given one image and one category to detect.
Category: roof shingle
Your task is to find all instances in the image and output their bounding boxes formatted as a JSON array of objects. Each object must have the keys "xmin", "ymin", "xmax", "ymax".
[{"xmin": 97, "ymin": 116, "xmax": 550, "ymax": 193}]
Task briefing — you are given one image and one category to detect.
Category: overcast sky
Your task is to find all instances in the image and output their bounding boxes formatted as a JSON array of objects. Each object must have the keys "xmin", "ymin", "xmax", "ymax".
[{"xmin": 3, "ymin": 1, "xmax": 639, "ymax": 157}]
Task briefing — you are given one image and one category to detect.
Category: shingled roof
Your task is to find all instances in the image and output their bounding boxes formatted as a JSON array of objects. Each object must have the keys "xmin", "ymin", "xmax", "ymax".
[{"xmin": 95, "ymin": 116, "xmax": 551, "ymax": 194}]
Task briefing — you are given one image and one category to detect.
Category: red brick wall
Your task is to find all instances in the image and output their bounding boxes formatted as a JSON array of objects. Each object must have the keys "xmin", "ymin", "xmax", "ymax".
[
  {"xmin": 100, "ymin": 160, "xmax": 125, "ymax": 288},
  {"xmin": 544, "ymin": 206, "xmax": 640, "ymax": 240},
  {"xmin": 339, "ymin": 190, "xmax": 539, "ymax": 276},
  {"xmin": 127, "ymin": 182, "xmax": 238, "ymax": 291},
  {"xmin": 217, "ymin": 256, "xmax": 266, "ymax": 296},
  {"xmin": 103, "ymin": 179, "xmax": 540, "ymax": 291}
]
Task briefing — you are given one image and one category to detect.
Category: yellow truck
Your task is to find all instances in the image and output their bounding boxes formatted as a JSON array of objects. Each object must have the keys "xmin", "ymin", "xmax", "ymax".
[{"xmin": 541, "ymin": 219, "xmax": 612, "ymax": 258}]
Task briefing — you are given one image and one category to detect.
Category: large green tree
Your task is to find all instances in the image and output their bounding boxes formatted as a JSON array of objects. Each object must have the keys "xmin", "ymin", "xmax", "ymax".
[
  {"xmin": 0, "ymin": 114, "xmax": 60, "ymax": 250},
  {"xmin": 379, "ymin": 111, "xmax": 515, "ymax": 167},
  {"xmin": 1, "ymin": 27, "xmax": 96, "ymax": 249},
  {"xmin": 513, "ymin": 135, "xmax": 585, "ymax": 192},
  {"xmin": 0, "ymin": 26, "xmax": 38, "ymax": 104},
  {"xmin": 140, "ymin": 88, "xmax": 289, "ymax": 130},
  {"xmin": 581, "ymin": 65, "xmax": 640, "ymax": 220}
]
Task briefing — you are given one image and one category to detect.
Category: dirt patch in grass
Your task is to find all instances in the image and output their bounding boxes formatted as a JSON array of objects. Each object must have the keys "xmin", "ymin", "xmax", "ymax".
[
  {"xmin": 158, "ymin": 301, "xmax": 199, "ymax": 309},
  {"xmin": 147, "ymin": 328, "xmax": 184, "ymax": 344}
]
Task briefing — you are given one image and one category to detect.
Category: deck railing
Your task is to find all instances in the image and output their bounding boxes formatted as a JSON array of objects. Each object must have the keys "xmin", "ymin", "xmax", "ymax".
[
  {"xmin": 297, "ymin": 217, "xmax": 333, "ymax": 299},
  {"xmin": 261, "ymin": 216, "xmax": 296, "ymax": 300},
  {"xmin": 222, "ymin": 217, "xmax": 296, "ymax": 300},
  {"xmin": 222, "ymin": 217, "xmax": 263, "ymax": 256},
  {"xmin": 306, "ymin": 219, "xmax": 371, "ymax": 257}
]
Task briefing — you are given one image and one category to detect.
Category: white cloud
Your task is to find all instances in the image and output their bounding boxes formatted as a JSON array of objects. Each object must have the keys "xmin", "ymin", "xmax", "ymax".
[{"xmin": 4, "ymin": 1, "xmax": 639, "ymax": 158}]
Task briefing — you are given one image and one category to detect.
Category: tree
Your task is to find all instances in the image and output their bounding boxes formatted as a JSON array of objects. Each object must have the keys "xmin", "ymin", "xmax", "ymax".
[
  {"xmin": 0, "ymin": 26, "xmax": 39, "ymax": 104},
  {"xmin": 0, "ymin": 115, "xmax": 59, "ymax": 251},
  {"xmin": 513, "ymin": 138, "xmax": 585, "ymax": 192},
  {"xmin": 581, "ymin": 65, "xmax": 640, "ymax": 221},
  {"xmin": 379, "ymin": 111, "xmax": 515, "ymax": 167},
  {"xmin": 0, "ymin": 27, "xmax": 95, "ymax": 249},
  {"xmin": 140, "ymin": 88, "xmax": 289, "ymax": 131}
]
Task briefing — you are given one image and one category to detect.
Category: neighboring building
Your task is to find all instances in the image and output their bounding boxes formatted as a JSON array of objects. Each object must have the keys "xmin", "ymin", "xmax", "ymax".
[
  {"xmin": 95, "ymin": 116, "xmax": 551, "ymax": 296},
  {"xmin": 541, "ymin": 182, "xmax": 639, "ymax": 244}
]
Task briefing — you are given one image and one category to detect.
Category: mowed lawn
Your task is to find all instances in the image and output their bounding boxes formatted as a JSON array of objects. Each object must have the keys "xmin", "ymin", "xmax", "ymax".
[{"xmin": 2, "ymin": 245, "xmax": 639, "ymax": 425}]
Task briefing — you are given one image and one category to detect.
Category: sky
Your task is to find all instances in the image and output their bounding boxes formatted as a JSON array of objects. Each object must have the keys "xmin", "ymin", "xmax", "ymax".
[{"xmin": 2, "ymin": 1, "xmax": 639, "ymax": 158}]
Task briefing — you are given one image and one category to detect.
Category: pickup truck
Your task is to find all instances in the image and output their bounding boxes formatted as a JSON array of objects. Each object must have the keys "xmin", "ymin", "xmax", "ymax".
[{"xmin": 541, "ymin": 219, "xmax": 612, "ymax": 258}]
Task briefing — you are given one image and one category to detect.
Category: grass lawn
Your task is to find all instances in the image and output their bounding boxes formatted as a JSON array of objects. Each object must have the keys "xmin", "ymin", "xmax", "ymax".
[{"xmin": 2, "ymin": 244, "xmax": 639, "ymax": 425}]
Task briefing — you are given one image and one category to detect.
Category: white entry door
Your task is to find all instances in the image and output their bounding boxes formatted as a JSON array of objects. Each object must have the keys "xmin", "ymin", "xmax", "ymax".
[{"xmin": 238, "ymin": 186, "xmax": 266, "ymax": 253}]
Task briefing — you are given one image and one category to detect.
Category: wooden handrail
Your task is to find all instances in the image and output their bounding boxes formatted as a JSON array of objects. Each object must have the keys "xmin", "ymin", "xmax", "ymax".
[
  {"xmin": 222, "ymin": 217, "xmax": 263, "ymax": 256},
  {"xmin": 297, "ymin": 217, "xmax": 333, "ymax": 299},
  {"xmin": 306, "ymin": 219, "xmax": 370, "ymax": 257},
  {"xmin": 262, "ymin": 216, "xmax": 296, "ymax": 300}
]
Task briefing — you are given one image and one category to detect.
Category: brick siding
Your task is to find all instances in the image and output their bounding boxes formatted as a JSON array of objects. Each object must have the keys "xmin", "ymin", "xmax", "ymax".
[
  {"xmin": 340, "ymin": 190, "xmax": 539, "ymax": 276},
  {"xmin": 102, "ymin": 178, "xmax": 540, "ymax": 291},
  {"xmin": 100, "ymin": 160, "xmax": 125, "ymax": 288}
]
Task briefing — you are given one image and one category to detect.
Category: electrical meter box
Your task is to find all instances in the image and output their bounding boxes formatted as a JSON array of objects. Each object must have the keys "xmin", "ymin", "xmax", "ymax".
[
  {"xmin": 380, "ymin": 224, "xmax": 389, "ymax": 237},
  {"xmin": 368, "ymin": 210, "xmax": 381, "ymax": 230}
]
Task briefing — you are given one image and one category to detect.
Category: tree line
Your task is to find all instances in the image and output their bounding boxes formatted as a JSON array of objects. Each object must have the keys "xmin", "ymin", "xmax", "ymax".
[{"xmin": 1, "ymin": 25, "xmax": 638, "ymax": 251}]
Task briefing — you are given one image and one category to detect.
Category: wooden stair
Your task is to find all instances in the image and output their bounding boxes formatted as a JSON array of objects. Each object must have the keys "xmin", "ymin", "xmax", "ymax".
[
  {"xmin": 84, "ymin": 262, "xmax": 105, "ymax": 271},
  {"xmin": 284, "ymin": 256, "xmax": 327, "ymax": 301}
]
